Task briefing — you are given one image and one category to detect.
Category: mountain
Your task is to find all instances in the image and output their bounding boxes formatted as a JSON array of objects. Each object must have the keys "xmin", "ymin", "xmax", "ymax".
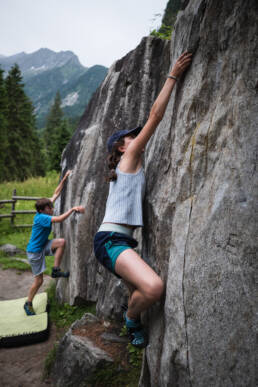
[{"xmin": 0, "ymin": 49, "xmax": 108, "ymax": 128}]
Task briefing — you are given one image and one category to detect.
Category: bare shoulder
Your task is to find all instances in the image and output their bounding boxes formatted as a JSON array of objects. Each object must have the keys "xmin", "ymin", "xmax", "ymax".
[{"xmin": 118, "ymin": 153, "xmax": 142, "ymax": 174}]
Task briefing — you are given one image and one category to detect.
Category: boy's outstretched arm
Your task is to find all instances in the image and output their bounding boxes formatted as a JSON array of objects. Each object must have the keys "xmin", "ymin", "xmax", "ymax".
[
  {"xmin": 50, "ymin": 170, "xmax": 71, "ymax": 203},
  {"xmin": 51, "ymin": 206, "xmax": 85, "ymax": 223}
]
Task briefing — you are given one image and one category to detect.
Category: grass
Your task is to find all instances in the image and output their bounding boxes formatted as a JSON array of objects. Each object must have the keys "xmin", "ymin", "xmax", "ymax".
[
  {"xmin": 46, "ymin": 282, "xmax": 96, "ymax": 329},
  {"xmin": 0, "ymin": 170, "xmax": 59, "ymax": 242},
  {"xmin": 0, "ymin": 249, "xmax": 54, "ymax": 275},
  {"xmin": 43, "ymin": 343, "xmax": 58, "ymax": 380},
  {"xmin": 0, "ymin": 252, "xmax": 29, "ymax": 271}
]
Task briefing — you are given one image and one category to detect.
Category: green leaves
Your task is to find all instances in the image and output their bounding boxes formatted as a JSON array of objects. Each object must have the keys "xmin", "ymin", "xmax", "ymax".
[
  {"xmin": 150, "ymin": 24, "xmax": 173, "ymax": 40},
  {"xmin": 47, "ymin": 282, "xmax": 96, "ymax": 328},
  {"xmin": 150, "ymin": 0, "xmax": 181, "ymax": 41},
  {"xmin": 127, "ymin": 343, "xmax": 143, "ymax": 367}
]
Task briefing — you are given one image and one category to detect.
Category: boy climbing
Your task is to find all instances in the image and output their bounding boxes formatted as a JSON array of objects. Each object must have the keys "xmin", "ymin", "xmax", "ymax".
[{"xmin": 24, "ymin": 170, "xmax": 85, "ymax": 316}]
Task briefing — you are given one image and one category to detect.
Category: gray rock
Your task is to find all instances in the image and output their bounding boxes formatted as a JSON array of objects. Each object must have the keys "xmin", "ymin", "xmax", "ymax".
[
  {"xmin": 101, "ymin": 332, "xmax": 129, "ymax": 344},
  {"xmin": 70, "ymin": 312, "xmax": 99, "ymax": 330},
  {"xmin": 140, "ymin": 1, "xmax": 258, "ymax": 386},
  {"xmin": 55, "ymin": 36, "xmax": 170, "ymax": 321},
  {"xmin": 0, "ymin": 244, "xmax": 24, "ymax": 256},
  {"xmin": 52, "ymin": 328, "xmax": 113, "ymax": 387},
  {"xmin": 55, "ymin": 0, "xmax": 258, "ymax": 386}
]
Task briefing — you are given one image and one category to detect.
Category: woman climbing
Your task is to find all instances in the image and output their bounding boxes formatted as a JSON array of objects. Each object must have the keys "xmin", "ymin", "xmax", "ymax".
[{"xmin": 94, "ymin": 52, "xmax": 192, "ymax": 348}]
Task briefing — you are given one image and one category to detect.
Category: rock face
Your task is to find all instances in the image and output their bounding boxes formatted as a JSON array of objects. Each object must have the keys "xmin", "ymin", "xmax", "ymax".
[
  {"xmin": 57, "ymin": 0, "xmax": 258, "ymax": 386},
  {"xmin": 52, "ymin": 314, "xmax": 113, "ymax": 387},
  {"xmin": 55, "ymin": 36, "xmax": 171, "ymax": 319}
]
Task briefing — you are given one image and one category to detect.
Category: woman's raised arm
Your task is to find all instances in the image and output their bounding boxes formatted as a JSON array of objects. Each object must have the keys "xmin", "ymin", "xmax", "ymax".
[{"xmin": 127, "ymin": 52, "xmax": 192, "ymax": 157}]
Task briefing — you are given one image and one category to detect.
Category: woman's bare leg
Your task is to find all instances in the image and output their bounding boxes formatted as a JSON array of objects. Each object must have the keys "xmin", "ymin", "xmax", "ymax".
[
  {"xmin": 123, "ymin": 280, "xmax": 136, "ymax": 306},
  {"xmin": 115, "ymin": 249, "xmax": 164, "ymax": 320}
]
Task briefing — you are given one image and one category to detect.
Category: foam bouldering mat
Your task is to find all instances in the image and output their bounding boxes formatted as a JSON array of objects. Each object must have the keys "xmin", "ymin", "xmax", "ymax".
[{"xmin": 0, "ymin": 292, "xmax": 49, "ymax": 347}]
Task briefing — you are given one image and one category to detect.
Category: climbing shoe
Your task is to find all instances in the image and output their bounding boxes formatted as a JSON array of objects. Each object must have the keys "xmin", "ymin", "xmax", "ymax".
[
  {"xmin": 124, "ymin": 312, "xmax": 148, "ymax": 348},
  {"xmin": 24, "ymin": 301, "xmax": 35, "ymax": 316},
  {"xmin": 51, "ymin": 267, "xmax": 70, "ymax": 278}
]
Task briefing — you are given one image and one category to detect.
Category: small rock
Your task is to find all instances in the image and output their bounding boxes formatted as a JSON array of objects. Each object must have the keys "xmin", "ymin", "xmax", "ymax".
[
  {"xmin": 0, "ymin": 244, "xmax": 24, "ymax": 256},
  {"xmin": 71, "ymin": 313, "xmax": 99, "ymax": 330},
  {"xmin": 101, "ymin": 332, "xmax": 129, "ymax": 344}
]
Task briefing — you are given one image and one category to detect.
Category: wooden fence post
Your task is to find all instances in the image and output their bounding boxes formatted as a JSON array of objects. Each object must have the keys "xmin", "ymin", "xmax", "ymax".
[{"xmin": 11, "ymin": 189, "xmax": 16, "ymax": 226}]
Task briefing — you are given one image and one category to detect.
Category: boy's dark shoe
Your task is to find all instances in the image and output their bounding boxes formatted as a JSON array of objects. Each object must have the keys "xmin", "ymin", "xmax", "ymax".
[
  {"xmin": 24, "ymin": 301, "xmax": 35, "ymax": 316},
  {"xmin": 51, "ymin": 267, "xmax": 70, "ymax": 278}
]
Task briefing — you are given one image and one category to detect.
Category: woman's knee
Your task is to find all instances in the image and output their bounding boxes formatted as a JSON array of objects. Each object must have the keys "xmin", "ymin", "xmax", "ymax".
[{"xmin": 144, "ymin": 277, "xmax": 164, "ymax": 302}]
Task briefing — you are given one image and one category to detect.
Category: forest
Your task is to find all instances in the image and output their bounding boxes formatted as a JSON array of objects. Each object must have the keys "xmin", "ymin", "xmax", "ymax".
[{"xmin": 0, "ymin": 65, "xmax": 73, "ymax": 182}]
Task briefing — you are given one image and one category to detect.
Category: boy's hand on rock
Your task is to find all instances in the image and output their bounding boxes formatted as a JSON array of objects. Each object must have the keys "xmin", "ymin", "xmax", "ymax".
[
  {"xmin": 65, "ymin": 170, "xmax": 72, "ymax": 178},
  {"xmin": 73, "ymin": 206, "xmax": 85, "ymax": 213},
  {"xmin": 170, "ymin": 52, "xmax": 192, "ymax": 79}
]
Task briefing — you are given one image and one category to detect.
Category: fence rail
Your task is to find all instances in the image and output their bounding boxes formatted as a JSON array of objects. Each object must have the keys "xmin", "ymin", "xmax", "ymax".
[
  {"xmin": 0, "ymin": 214, "xmax": 13, "ymax": 219},
  {"xmin": 12, "ymin": 196, "xmax": 41, "ymax": 201},
  {"xmin": 0, "ymin": 189, "xmax": 39, "ymax": 228}
]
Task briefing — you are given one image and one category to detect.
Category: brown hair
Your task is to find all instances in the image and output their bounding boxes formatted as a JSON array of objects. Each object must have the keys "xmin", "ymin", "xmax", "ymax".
[
  {"xmin": 106, "ymin": 137, "xmax": 125, "ymax": 182},
  {"xmin": 35, "ymin": 198, "xmax": 53, "ymax": 212}
]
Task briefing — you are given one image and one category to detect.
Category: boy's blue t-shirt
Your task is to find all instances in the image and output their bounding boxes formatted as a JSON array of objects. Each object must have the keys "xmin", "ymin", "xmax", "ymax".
[{"xmin": 27, "ymin": 212, "xmax": 52, "ymax": 253}]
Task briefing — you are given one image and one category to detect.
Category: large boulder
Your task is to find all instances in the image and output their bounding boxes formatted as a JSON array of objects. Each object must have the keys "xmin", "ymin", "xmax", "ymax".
[
  {"xmin": 52, "ymin": 314, "xmax": 113, "ymax": 387},
  {"xmin": 55, "ymin": 36, "xmax": 170, "ymax": 320},
  {"xmin": 56, "ymin": 0, "xmax": 257, "ymax": 385},
  {"xmin": 140, "ymin": 1, "xmax": 258, "ymax": 386}
]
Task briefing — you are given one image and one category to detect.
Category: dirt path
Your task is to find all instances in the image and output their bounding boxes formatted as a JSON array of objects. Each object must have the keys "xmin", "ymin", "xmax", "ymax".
[{"xmin": 0, "ymin": 269, "xmax": 57, "ymax": 387}]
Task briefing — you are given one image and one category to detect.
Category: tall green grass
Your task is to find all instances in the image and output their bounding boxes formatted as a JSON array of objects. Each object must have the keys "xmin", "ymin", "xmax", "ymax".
[{"xmin": 0, "ymin": 171, "xmax": 59, "ymax": 250}]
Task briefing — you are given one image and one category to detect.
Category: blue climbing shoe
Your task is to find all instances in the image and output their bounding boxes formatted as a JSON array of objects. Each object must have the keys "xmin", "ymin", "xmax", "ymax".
[
  {"xmin": 130, "ymin": 328, "xmax": 148, "ymax": 348},
  {"xmin": 24, "ymin": 301, "xmax": 35, "ymax": 316},
  {"xmin": 124, "ymin": 312, "xmax": 148, "ymax": 348}
]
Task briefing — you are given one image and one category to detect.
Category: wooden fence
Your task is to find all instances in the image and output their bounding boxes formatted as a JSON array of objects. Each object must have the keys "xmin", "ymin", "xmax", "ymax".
[{"xmin": 0, "ymin": 189, "xmax": 40, "ymax": 228}]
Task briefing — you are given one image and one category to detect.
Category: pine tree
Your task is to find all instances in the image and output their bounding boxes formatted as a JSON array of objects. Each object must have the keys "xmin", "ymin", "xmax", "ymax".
[
  {"xmin": 0, "ymin": 68, "xmax": 9, "ymax": 182},
  {"xmin": 44, "ymin": 91, "xmax": 63, "ymax": 151},
  {"xmin": 5, "ymin": 64, "xmax": 45, "ymax": 181},
  {"xmin": 44, "ymin": 92, "xmax": 72, "ymax": 171}
]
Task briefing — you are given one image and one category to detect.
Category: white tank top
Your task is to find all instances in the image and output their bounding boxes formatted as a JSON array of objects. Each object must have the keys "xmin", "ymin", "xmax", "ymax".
[{"xmin": 102, "ymin": 165, "xmax": 145, "ymax": 227}]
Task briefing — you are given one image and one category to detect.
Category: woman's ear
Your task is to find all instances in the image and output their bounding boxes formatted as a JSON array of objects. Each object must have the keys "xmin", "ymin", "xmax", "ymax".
[{"xmin": 118, "ymin": 145, "xmax": 125, "ymax": 153}]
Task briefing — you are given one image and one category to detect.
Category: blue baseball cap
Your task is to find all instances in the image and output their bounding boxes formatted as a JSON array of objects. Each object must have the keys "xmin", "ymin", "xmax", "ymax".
[{"xmin": 107, "ymin": 126, "xmax": 142, "ymax": 153}]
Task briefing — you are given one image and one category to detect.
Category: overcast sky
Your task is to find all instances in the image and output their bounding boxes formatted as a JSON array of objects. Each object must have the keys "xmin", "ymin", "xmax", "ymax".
[{"xmin": 1, "ymin": 0, "xmax": 168, "ymax": 68}]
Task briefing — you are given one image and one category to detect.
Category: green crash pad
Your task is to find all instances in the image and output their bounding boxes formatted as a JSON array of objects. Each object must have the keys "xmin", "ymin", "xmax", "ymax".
[{"xmin": 0, "ymin": 292, "xmax": 49, "ymax": 347}]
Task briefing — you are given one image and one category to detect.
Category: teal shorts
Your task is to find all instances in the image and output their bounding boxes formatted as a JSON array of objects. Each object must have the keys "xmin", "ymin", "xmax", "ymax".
[
  {"xmin": 94, "ymin": 231, "xmax": 138, "ymax": 277},
  {"xmin": 105, "ymin": 241, "xmax": 131, "ymax": 272}
]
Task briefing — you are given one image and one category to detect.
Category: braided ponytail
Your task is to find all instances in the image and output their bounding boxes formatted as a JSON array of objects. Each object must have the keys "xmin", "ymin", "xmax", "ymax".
[{"xmin": 106, "ymin": 138, "xmax": 125, "ymax": 182}]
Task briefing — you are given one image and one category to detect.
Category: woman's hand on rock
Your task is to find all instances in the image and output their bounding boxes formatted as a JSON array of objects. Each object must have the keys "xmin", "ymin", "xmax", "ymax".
[{"xmin": 170, "ymin": 52, "xmax": 192, "ymax": 79}]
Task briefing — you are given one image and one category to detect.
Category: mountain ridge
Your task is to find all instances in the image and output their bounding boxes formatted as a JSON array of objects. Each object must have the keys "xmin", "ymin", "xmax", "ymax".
[{"xmin": 0, "ymin": 48, "xmax": 108, "ymax": 127}]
